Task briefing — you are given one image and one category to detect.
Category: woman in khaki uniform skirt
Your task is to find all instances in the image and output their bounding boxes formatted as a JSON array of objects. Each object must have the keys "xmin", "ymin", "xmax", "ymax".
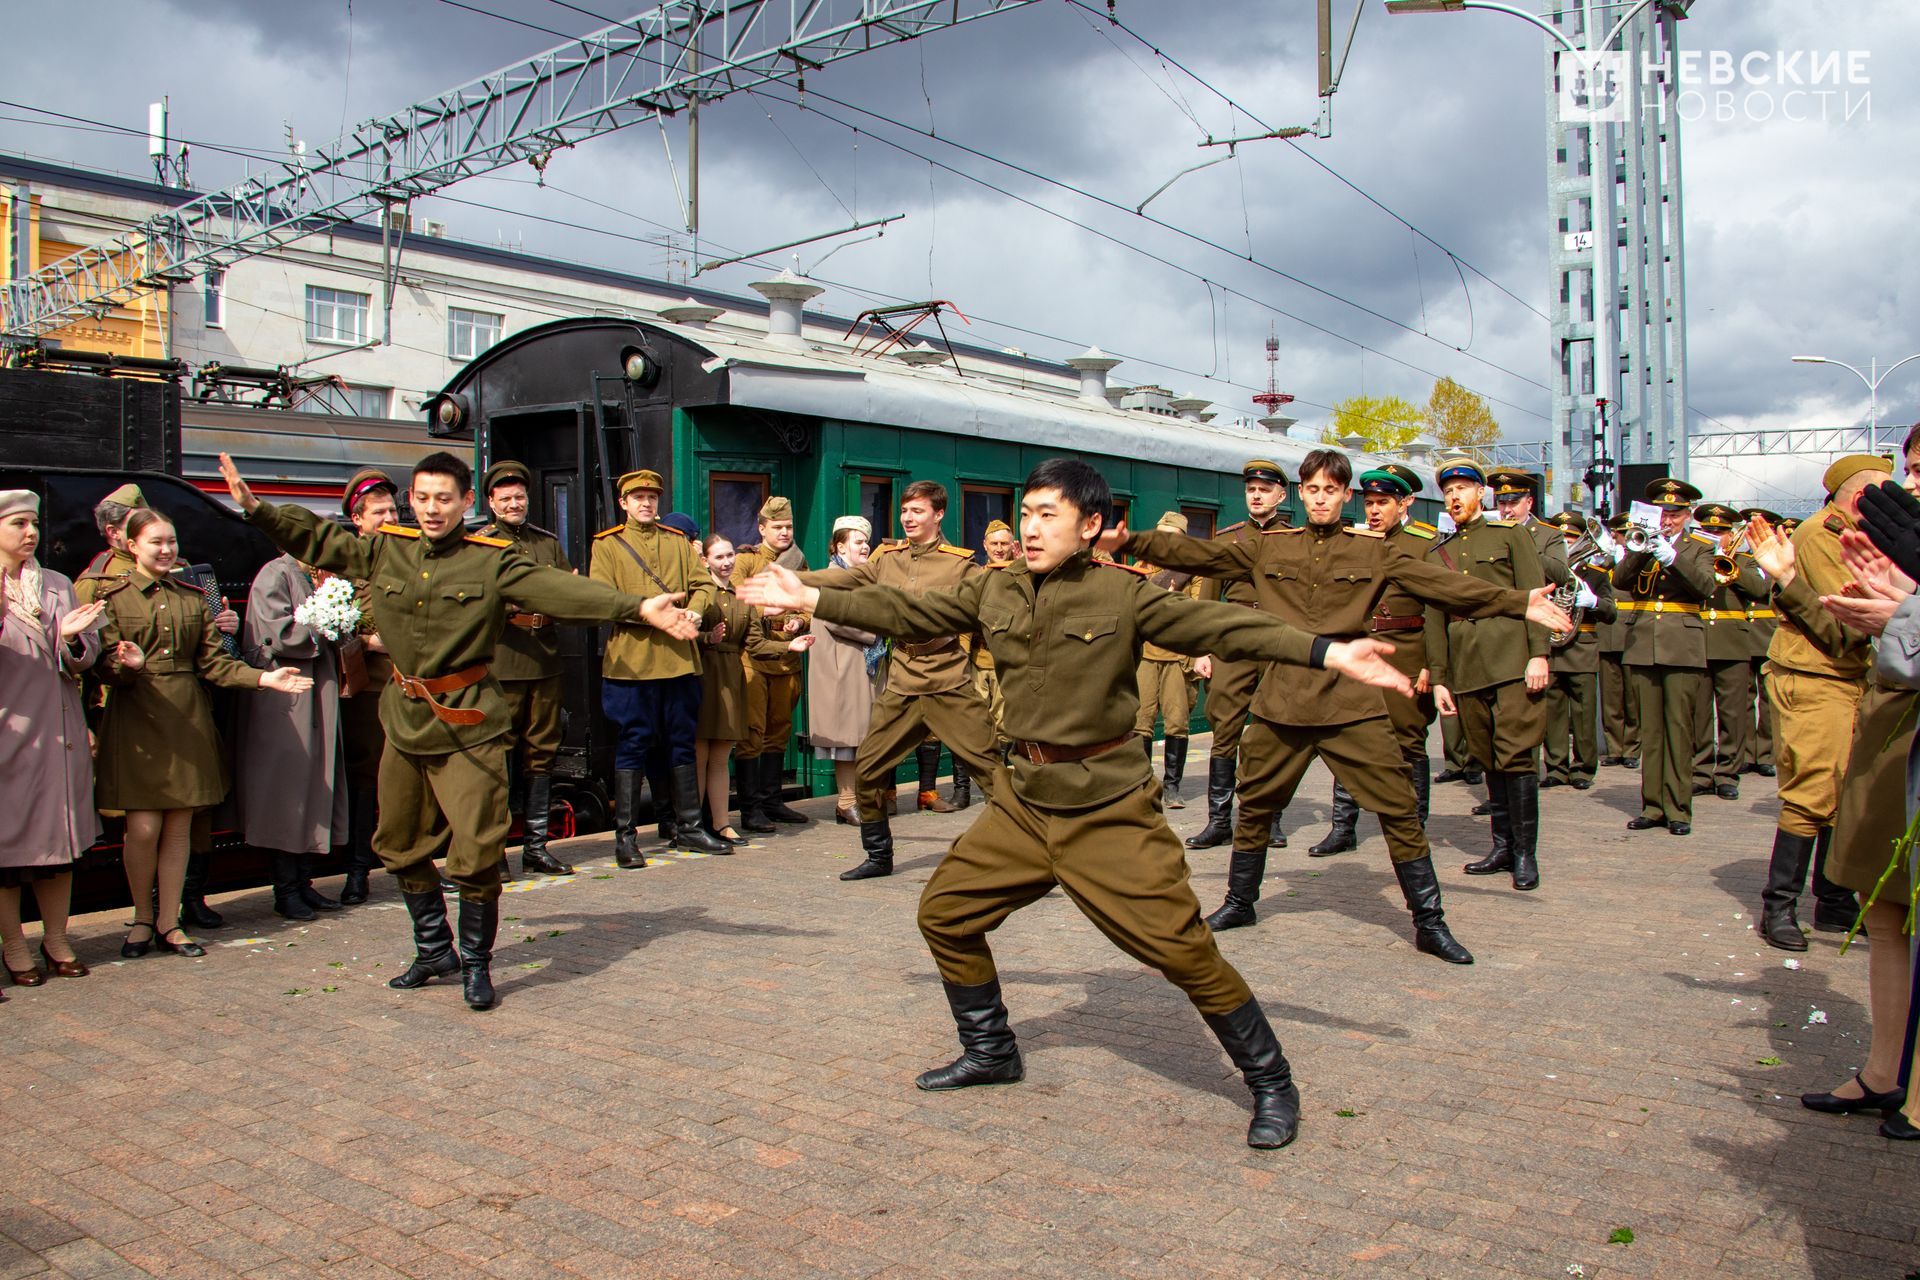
[
  {"xmin": 696, "ymin": 536, "xmax": 757, "ymax": 847},
  {"xmin": 91, "ymin": 509, "xmax": 311, "ymax": 958}
]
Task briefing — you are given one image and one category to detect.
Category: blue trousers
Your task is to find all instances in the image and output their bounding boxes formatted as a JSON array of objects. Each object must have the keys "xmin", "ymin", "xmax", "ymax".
[{"xmin": 602, "ymin": 674, "xmax": 701, "ymax": 771}]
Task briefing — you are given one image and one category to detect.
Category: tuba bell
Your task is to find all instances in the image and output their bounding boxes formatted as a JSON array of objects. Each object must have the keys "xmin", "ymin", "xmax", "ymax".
[
  {"xmin": 1713, "ymin": 526, "xmax": 1753, "ymax": 585},
  {"xmin": 1547, "ymin": 519, "xmax": 1612, "ymax": 648}
]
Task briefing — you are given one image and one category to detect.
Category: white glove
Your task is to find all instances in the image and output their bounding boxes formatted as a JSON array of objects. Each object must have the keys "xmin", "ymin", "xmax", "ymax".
[
  {"xmin": 1651, "ymin": 534, "xmax": 1677, "ymax": 566},
  {"xmin": 1606, "ymin": 541, "xmax": 1627, "ymax": 566},
  {"xmin": 1574, "ymin": 581, "xmax": 1598, "ymax": 609}
]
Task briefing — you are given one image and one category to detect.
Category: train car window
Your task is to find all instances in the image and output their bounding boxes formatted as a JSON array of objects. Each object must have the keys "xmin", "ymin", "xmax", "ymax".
[
  {"xmin": 859, "ymin": 477, "xmax": 893, "ymax": 542},
  {"xmin": 1181, "ymin": 507, "xmax": 1217, "ymax": 540},
  {"xmin": 548, "ymin": 478, "xmax": 573, "ymax": 550},
  {"xmin": 204, "ymin": 270, "xmax": 226, "ymax": 328},
  {"xmin": 709, "ymin": 472, "xmax": 770, "ymax": 551},
  {"xmin": 960, "ymin": 484, "xmax": 1014, "ymax": 562}
]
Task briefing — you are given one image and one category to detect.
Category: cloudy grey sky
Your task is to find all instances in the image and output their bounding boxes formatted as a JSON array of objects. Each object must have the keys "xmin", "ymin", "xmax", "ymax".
[{"xmin": 2, "ymin": 0, "xmax": 1911, "ymax": 505}]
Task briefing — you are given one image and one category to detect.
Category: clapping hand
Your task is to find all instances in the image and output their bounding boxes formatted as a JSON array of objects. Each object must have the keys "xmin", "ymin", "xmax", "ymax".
[
  {"xmin": 638, "ymin": 592, "xmax": 702, "ymax": 640},
  {"xmin": 259, "ymin": 667, "xmax": 314, "ymax": 695},
  {"xmin": 59, "ymin": 600, "xmax": 107, "ymax": 640},
  {"xmin": 114, "ymin": 640, "xmax": 146, "ymax": 670},
  {"xmin": 1820, "ymin": 527, "xmax": 1917, "ymax": 637},
  {"xmin": 787, "ymin": 633, "xmax": 816, "ymax": 653},
  {"xmin": 1322, "ymin": 639, "xmax": 1412, "ymax": 696},
  {"xmin": 1858, "ymin": 481, "xmax": 1920, "ymax": 584},
  {"xmin": 1747, "ymin": 515, "xmax": 1794, "ymax": 587},
  {"xmin": 1524, "ymin": 586, "xmax": 1574, "ymax": 635}
]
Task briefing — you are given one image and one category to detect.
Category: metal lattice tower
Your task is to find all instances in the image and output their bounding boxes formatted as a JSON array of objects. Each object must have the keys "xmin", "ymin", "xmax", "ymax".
[{"xmin": 1251, "ymin": 327, "xmax": 1294, "ymax": 416}]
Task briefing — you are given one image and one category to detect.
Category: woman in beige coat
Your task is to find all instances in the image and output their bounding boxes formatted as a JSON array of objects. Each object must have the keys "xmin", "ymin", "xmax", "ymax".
[
  {"xmin": 93, "ymin": 509, "xmax": 311, "ymax": 959},
  {"xmin": 806, "ymin": 517, "xmax": 881, "ymax": 824}
]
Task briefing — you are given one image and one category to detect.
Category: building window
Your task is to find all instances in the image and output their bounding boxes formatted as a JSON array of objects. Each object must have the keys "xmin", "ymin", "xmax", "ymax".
[
  {"xmin": 709, "ymin": 472, "xmax": 770, "ymax": 553},
  {"xmin": 203, "ymin": 270, "xmax": 225, "ymax": 329},
  {"xmin": 859, "ymin": 476, "xmax": 893, "ymax": 543},
  {"xmin": 1180, "ymin": 506, "xmax": 1217, "ymax": 540},
  {"xmin": 448, "ymin": 307, "xmax": 505, "ymax": 361},
  {"xmin": 305, "ymin": 285, "xmax": 370, "ymax": 346},
  {"xmin": 960, "ymin": 483, "xmax": 1014, "ymax": 563},
  {"xmin": 295, "ymin": 382, "xmax": 390, "ymax": 418}
]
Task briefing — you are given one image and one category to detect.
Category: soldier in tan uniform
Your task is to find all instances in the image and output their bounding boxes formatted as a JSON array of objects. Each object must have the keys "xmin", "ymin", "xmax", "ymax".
[
  {"xmin": 222, "ymin": 451, "xmax": 692, "ymax": 1011},
  {"xmin": 798, "ymin": 480, "xmax": 1001, "ymax": 881},
  {"xmin": 1540, "ymin": 510, "xmax": 1616, "ymax": 791},
  {"xmin": 1187, "ymin": 460, "xmax": 1293, "ymax": 850},
  {"xmin": 475, "ymin": 460, "xmax": 577, "ymax": 877},
  {"xmin": 1425, "ymin": 460, "xmax": 1553, "ymax": 890},
  {"xmin": 336, "ymin": 467, "xmax": 401, "ymax": 905},
  {"xmin": 591, "ymin": 469, "xmax": 729, "ymax": 863},
  {"xmin": 76, "ymin": 482, "xmax": 145, "ymax": 591},
  {"xmin": 1596, "ymin": 512, "xmax": 1641, "ymax": 770},
  {"xmin": 1614, "ymin": 477, "xmax": 1718, "ymax": 835},
  {"xmin": 1134, "ymin": 511, "xmax": 1204, "ymax": 808},
  {"xmin": 1749, "ymin": 455, "xmax": 1893, "ymax": 949},
  {"xmin": 733, "ymin": 497, "xmax": 812, "ymax": 829},
  {"xmin": 742, "ymin": 457, "xmax": 1421, "ymax": 1150},
  {"xmin": 1739, "ymin": 507, "xmax": 1784, "ymax": 778},
  {"xmin": 1307, "ymin": 465, "xmax": 1440, "ymax": 855},
  {"xmin": 1111, "ymin": 450, "xmax": 1572, "ymax": 963},
  {"xmin": 968, "ymin": 519, "xmax": 1018, "ymax": 754},
  {"xmin": 1690, "ymin": 503, "xmax": 1767, "ymax": 801}
]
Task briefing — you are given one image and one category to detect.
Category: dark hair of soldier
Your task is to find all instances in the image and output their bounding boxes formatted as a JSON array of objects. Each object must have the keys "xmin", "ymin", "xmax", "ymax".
[
  {"xmin": 1023, "ymin": 458, "xmax": 1113, "ymax": 534},
  {"xmin": 123, "ymin": 507, "xmax": 172, "ymax": 542},
  {"xmin": 1297, "ymin": 449, "xmax": 1354, "ymax": 487},
  {"xmin": 1904, "ymin": 420, "xmax": 1920, "ymax": 458},
  {"xmin": 902, "ymin": 479, "xmax": 948, "ymax": 514},
  {"xmin": 413, "ymin": 450, "xmax": 473, "ymax": 495}
]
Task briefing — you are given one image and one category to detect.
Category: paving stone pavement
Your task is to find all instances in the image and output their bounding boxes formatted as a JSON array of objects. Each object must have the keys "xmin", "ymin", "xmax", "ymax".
[{"xmin": 3, "ymin": 741, "xmax": 1916, "ymax": 1280}]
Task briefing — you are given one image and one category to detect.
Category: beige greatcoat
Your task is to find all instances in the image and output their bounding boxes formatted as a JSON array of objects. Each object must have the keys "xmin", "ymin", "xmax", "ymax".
[{"xmin": 237, "ymin": 555, "xmax": 348, "ymax": 855}]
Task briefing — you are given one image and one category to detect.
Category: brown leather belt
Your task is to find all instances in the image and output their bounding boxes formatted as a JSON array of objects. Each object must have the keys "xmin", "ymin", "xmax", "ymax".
[
  {"xmin": 1370, "ymin": 615, "xmax": 1425, "ymax": 634},
  {"xmin": 1010, "ymin": 733, "xmax": 1136, "ymax": 765},
  {"xmin": 898, "ymin": 636, "xmax": 959, "ymax": 658},
  {"xmin": 508, "ymin": 613, "xmax": 551, "ymax": 630},
  {"xmin": 391, "ymin": 663, "xmax": 489, "ymax": 726}
]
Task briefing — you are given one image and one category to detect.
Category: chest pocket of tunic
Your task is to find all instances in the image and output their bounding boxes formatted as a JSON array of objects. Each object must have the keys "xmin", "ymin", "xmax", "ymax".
[
  {"xmin": 1063, "ymin": 614, "xmax": 1118, "ymax": 644},
  {"xmin": 1260, "ymin": 565, "xmax": 1301, "ymax": 583},
  {"xmin": 1332, "ymin": 568, "xmax": 1373, "ymax": 585},
  {"xmin": 1474, "ymin": 549, "xmax": 1512, "ymax": 570},
  {"xmin": 438, "ymin": 584, "xmax": 485, "ymax": 608},
  {"xmin": 979, "ymin": 606, "xmax": 1015, "ymax": 635}
]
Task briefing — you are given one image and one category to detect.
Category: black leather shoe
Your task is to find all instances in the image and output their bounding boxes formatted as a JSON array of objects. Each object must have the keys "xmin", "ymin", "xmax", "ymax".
[
  {"xmin": 1802, "ymin": 1073, "xmax": 1906, "ymax": 1115},
  {"xmin": 274, "ymin": 893, "xmax": 317, "ymax": 922},
  {"xmin": 840, "ymin": 821, "xmax": 894, "ymax": 881},
  {"xmin": 1667, "ymin": 822, "xmax": 1691, "ymax": 836},
  {"xmin": 389, "ymin": 891, "xmax": 460, "ymax": 988},
  {"xmin": 1203, "ymin": 997, "xmax": 1300, "ymax": 1149},
  {"xmin": 339, "ymin": 869, "xmax": 371, "ymax": 905},
  {"xmin": 1307, "ymin": 782, "xmax": 1358, "ymax": 857},
  {"xmin": 1753, "ymin": 763, "xmax": 1776, "ymax": 777},
  {"xmin": 181, "ymin": 852, "xmax": 225, "ymax": 929},
  {"xmin": 1540, "ymin": 776, "xmax": 1567, "ymax": 789},
  {"xmin": 1461, "ymin": 770, "xmax": 1483, "ymax": 786},
  {"xmin": 1623, "ymin": 757, "xmax": 1640, "ymax": 770},
  {"xmin": 1186, "ymin": 756, "xmax": 1237, "ymax": 849},
  {"xmin": 916, "ymin": 979, "xmax": 1024, "ymax": 1090},
  {"xmin": 299, "ymin": 884, "xmax": 342, "ymax": 912},
  {"xmin": 1715, "ymin": 783, "xmax": 1740, "ymax": 800},
  {"xmin": 1570, "ymin": 779, "xmax": 1593, "ymax": 791},
  {"xmin": 1433, "ymin": 768, "xmax": 1469, "ymax": 785},
  {"xmin": 668, "ymin": 764, "xmax": 731, "ymax": 855},
  {"xmin": 155, "ymin": 927, "xmax": 206, "ymax": 957},
  {"xmin": 1626, "ymin": 816, "xmax": 1665, "ymax": 830},
  {"xmin": 1463, "ymin": 774, "xmax": 1512, "ymax": 876},
  {"xmin": 1761, "ymin": 830, "xmax": 1815, "ymax": 950},
  {"xmin": 1471, "ymin": 800, "xmax": 1493, "ymax": 816},
  {"xmin": 613, "ymin": 769, "xmax": 648, "ymax": 869},
  {"xmin": 1881, "ymin": 1113, "xmax": 1920, "ymax": 1140},
  {"xmin": 121, "ymin": 922, "xmax": 156, "ymax": 959},
  {"xmin": 457, "ymin": 898, "xmax": 499, "ymax": 1011},
  {"xmin": 1267, "ymin": 814, "xmax": 1287, "ymax": 849},
  {"xmin": 1505, "ymin": 771, "xmax": 1540, "ymax": 891},
  {"xmin": 1599, "ymin": 755, "xmax": 1623, "ymax": 767},
  {"xmin": 764, "ymin": 755, "xmax": 809, "ymax": 824}
]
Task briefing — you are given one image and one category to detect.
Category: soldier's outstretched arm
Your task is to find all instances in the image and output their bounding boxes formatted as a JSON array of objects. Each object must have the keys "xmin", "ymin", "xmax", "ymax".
[
  {"xmin": 795, "ymin": 560, "xmax": 878, "ymax": 590},
  {"xmin": 1132, "ymin": 581, "xmax": 1411, "ymax": 694},
  {"xmin": 498, "ymin": 549, "xmax": 650, "ymax": 626},
  {"xmin": 1114, "ymin": 527, "xmax": 1254, "ymax": 581},
  {"xmin": 1386, "ymin": 542, "xmax": 1556, "ymax": 626},
  {"xmin": 742, "ymin": 562, "xmax": 985, "ymax": 640}
]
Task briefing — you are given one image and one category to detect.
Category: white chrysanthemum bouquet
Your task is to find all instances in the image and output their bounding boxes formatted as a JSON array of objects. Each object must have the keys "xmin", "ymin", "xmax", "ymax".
[{"xmin": 294, "ymin": 576, "xmax": 362, "ymax": 641}]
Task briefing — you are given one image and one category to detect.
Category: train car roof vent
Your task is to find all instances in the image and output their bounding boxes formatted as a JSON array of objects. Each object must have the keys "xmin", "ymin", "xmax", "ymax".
[
  {"xmin": 1169, "ymin": 394, "xmax": 1212, "ymax": 422},
  {"xmin": 1258, "ymin": 414, "xmax": 1300, "ymax": 435},
  {"xmin": 1066, "ymin": 346, "xmax": 1122, "ymax": 405},
  {"xmin": 892, "ymin": 343, "xmax": 950, "ymax": 367},
  {"xmin": 659, "ymin": 299, "xmax": 725, "ymax": 327},
  {"xmin": 749, "ymin": 270, "xmax": 826, "ymax": 348}
]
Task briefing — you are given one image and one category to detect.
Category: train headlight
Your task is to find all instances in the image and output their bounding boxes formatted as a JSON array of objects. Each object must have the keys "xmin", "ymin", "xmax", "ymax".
[
  {"xmin": 619, "ymin": 345, "xmax": 660, "ymax": 387},
  {"xmin": 426, "ymin": 392, "xmax": 471, "ymax": 435}
]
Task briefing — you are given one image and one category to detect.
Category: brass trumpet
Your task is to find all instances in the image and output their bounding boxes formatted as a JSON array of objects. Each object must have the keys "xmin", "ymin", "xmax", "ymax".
[
  {"xmin": 1713, "ymin": 526, "xmax": 1753, "ymax": 585},
  {"xmin": 1622, "ymin": 524, "xmax": 1656, "ymax": 553}
]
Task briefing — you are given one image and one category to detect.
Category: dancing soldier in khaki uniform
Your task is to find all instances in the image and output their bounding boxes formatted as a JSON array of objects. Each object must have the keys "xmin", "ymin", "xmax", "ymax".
[
  {"xmin": 476, "ymin": 460, "xmax": 576, "ymax": 877},
  {"xmin": 1596, "ymin": 512, "xmax": 1641, "ymax": 769},
  {"xmin": 1690, "ymin": 502, "xmax": 1766, "ymax": 801},
  {"xmin": 1134, "ymin": 511, "xmax": 1204, "ymax": 808},
  {"xmin": 798, "ymin": 480, "xmax": 1000, "ymax": 881},
  {"xmin": 1614, "ymin": 478, "xmax": 1718, "ymax": 835},
  {"xmin": 221, "ymin": 451, "xmax": 698, "ymax": 1011},
  {"xmin": 1109, "ymin": 450, "xmax": 1572, "ymax": 964},
  {"xmin": 1738, "ymin": 507, "xmax": 1784, "ymax": 778},
  {"xmin": 1748, "ymin": 455, "xmax": 1892, "ymax": 949},
  {"xmin": 741, "ymin": 458, "xmax": 1421, "ymax": 1150},
  {"xmin": 1187, "ymin": 460, "xmax": 1294, "ymax": 850},
  {"xmin": 1307, "ymin": 465, "xmax": 1440, "ymax": 856},
  {"xmin": 1539, "ymin": 510, "xmax": 1617, "ymax": 791},
  {"xmin": 733, "ymin": 496, "xmax": 812, "ymax": 829}
]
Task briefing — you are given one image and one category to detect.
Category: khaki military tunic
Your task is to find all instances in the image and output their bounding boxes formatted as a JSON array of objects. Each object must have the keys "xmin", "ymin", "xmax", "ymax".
[
  {"xmin": 1692, "ymin": 550, "xmax": 1765, "ymax": 789},
  {"xmin": 811, "ymin": 547, "xmax": 1322, "ymax": 1016},
  {"xmin": 479, "ymin": 518, "xmax": 570, "ymax": 774},
  {"xmin": 591, "ymin": 520, "xmax": 713, "ymax": 681},
  {"xmin": 735, "ymin": 542, "xmax": 809, "ymax": 758},
  {"xmin": 1764, "ymin": 505, "xmax": 1872, "ymax": 836},
  {"xmin": 1422, "ymin": 515, "xmax": 1549, "ymax": 772},
  {"xmin": 1596, "ymin": 580, "xmax": 1638, "ymax": 762},
  {"xmin": 1122, "ymin": 522, "xmax": 1530, "ymax": 859},
  {"xmin": 1748, "ymin": 590, "xmax": 1779, "ymax": 768},
  {"xmin": 1194, "ymin": 513, "xmax": 1287, "ymax": 760},
  {"xmin": 697, "ymin": 584, "xmax": 754, "ymax": 742},
  {"xmin": 341, "ymin": 568, "xmax": 396, "ymax": 786},
  {"xmin": 91, "ymin": 570, "xmax": 264, "ymax": 811},
  {"xmin": 1613, "ymin": 531, "xmax": 1718, "ymax": 825},
  {"xmin": 1544, "ymin": 559, "xmax": 1618, "ymax": 785},
  {"xmin": 1363, "ymin": 521, "xmax": 1441, "ymax": 762},
  {"xmin": 247, "ymin": 501, "xmax": 646, "ymax": 900},
  {"xmin": 802, "ymin": 539, "xmax": 1001, "ymax": 820},
  {"xmin": 1134, "ymin": 566, "xmax": 1203, "ymax": 738}
]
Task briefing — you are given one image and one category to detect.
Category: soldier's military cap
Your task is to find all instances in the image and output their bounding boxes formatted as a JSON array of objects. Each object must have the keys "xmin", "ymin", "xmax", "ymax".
[
  {"xmin": 1821, "ymin": 453, "xmax": 1893, "ymax": 496},
  {"xmin": 340, "ymin": 468, "xmax": 396, "ymax": 519},
  {"xmin": 1382, "ymin": 462, "xmax": 1424, "ymax": 496},
  {"xmin": 1738, "ymin": 506, "xmax": 1785, "ymax": 525},
  {"xmin": 482, "ymin": 459, "xmax": 531, "ymax": 495},
  {"xmin": 1606, "ymin": 512, "xmax": 1633, "ymax": 534},
  {"xmin": 1781, "ymin": 518, "xmax": 1802, "ymax": 534},
  {"xmin": 659, "ymin": 511, "xmax": 700, "ymax": 541},
  {"xmin": 1435, "ymin": 455, "xmax": 1485, "ymax": 487},
  {"xmin": 1154, "ymin": 511, "xmax": 1189, "ymax": 534},
  {"xmin": 1242, "ymin": 459, "xmax": 1289, "ymax": 484},
  {"xmin": 759, "ymin": 496, "xmax": 794, "ymax": 523},
  {"xmin": 1486, "ymin": 468, "xmax": 1538, "ymax": 498},
  {"xmin": 617, "ymin": 469, "xmax": 664, "ymax": 496},
  {"xmin": 1693, "ymin": 503, "xmax": 1740, "ymax": 530},
  {"xmin": 983, "ymin": 518, "xmax": 1012, "ymax": 537},
  {"xmin": 100, "ymin": 482, "xmax": 148, "ymax": 509},
  {"xmin": 1543, "ymin": 510, "xmax": 1583, "ymax": 533},
  {"xmin": 1645, "ymin": 476, "xmax": 1703, "ymax": 509},
  {"xmin": 1358, "ymin": 467, "xmax": 1413, "ymax": 498}
]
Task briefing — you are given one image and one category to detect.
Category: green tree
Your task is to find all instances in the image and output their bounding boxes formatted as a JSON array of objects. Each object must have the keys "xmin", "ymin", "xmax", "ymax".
[
  {"xmin": 1428, "ymin": 377, "xmax": 1501, "ymax": 451},
  {"xmin": 1320, "ymin": 394, "xmax": 1427, "ymax": 452}
]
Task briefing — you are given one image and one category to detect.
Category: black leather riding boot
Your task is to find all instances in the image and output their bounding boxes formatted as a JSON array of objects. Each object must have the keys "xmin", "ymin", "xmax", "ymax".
[
  {"xmin": 1392, "ymin": 856, "xmax": 1474, "ymax": 964},
  {"xmin": 271, "ymin": 853, "xmax": 316, "ymax": 921},
  {"xmin": 1810, "ymin": 827, "xmax": 1857, "ymax": 931},
  {"xmin": 1268, "ymin": 811, "xmax": 1288, "ymax": 849},
  {"xmin": 1506, "ymin": 771, "xmax": 1540, "ymax": 891},
  {"xmin": 738, "ymin": 755, "xmax": 776, "ymax": 834},
  {"xmin": 764, "ymin": 754, "xmax": 808, "ymax": 823},
  {"xmin": 841, "ymin": 819, "xmax": 894, "ymax": 881},
  {"xmin": 387, "ymin": 890, "xmax": 458, "ymax": 989},
  {"xmin": 1411, "ymin": 756, "xmax": 1432, "ymax": 827},
  {"xmin": 1186, "ymin": 757, "xmax": 1237, "ymax": 849},
  {"xmin": 1463, "ymin": 772, "xmax": 1513, "ymax": 875},
  {"xmin": 1162, "ymin": 735, "xmax": 1188, "ymax": 809},
  {"xmin": 1761, "ymin": 828, "xmax": 1815, "ymax": 951},
  {"xmin": 952, "ymin": 767, "xmax": 973, "ymax": 810},
  {"xmin": 613, "ymin": 768, "xmax": 647, "ymax": 869},
  {"xmin": 669, "ymin": 763, "xmax": 731, "ymax": 854},
  {"xmin": 520, "ymin": 775, "xmax": 574, "ymax": 875},
  {"xmin": 1202, "ymin": 997, "xmax": 1300, "ymax": 1149},
  {"xmin": 456, "ymin": 897, "xmax": 498, "ymax": 1011},
  {"xmin": 648, "ymin": 765, "xmax": 676, "ymax": 841},
  {"xmin": 340, "ymin": 786, "xmax": 377, "ymax": 904},
  {"xmin": 299, "ymin": 858, "xmax": 342, "ymax": 911},
  {"xmin": 915, "ymin": 978, "xmax": 1025, "ymax": 1090},
  {"xmin": 1206, "ymin": 849, "xmax": 1266, "ymax": 931},
  {"xmin": 1308, "ymin": 780, "xmax": 1360, "ymax": 857},
  {"xmin": 181, "ymin": 852, "xmax": 224, "ymax": 929}
]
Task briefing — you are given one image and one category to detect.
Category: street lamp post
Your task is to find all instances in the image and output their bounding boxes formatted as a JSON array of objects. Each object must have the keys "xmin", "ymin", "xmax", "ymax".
[
  {"xmin": 1790, "ymin": 353, "xmax": 1920, "ymax": 454},
  {"xmin": 1386, "ymin": 0, "xmax": 1666, "ymax": 518}
]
